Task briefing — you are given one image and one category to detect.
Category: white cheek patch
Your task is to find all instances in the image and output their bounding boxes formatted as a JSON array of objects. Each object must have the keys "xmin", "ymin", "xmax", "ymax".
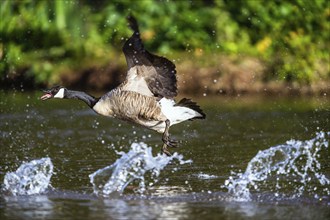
[{"xmin": 54, "ymin": 88, "xmax": 65, "ymax": 98}]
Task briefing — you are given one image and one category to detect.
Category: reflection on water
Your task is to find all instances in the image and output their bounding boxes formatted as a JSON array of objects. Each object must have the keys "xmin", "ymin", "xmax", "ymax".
[
  {"xmin": 100, "ymin": 199, "xmax": 191, "ymax": 219},
  {"xmin": 1, "ymin": 92, "xmax": 330, "ymax": 219},
  {"xmin": 3, "ymin": 195, "xmax": 54, "ymax": 219},
  {"xmin": 2, "ymin": 192, "xmax": 330, "ymax": 220}
]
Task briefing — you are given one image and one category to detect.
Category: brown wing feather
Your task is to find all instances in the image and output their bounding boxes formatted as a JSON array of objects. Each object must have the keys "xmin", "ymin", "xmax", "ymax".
[{"xmin": 122, "ymin": 16, "xmax": 177, "ymax": 99}]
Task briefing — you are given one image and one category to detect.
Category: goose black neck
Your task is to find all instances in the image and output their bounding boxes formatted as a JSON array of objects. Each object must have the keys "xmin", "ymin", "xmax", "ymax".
[{"xmin": 65, "ymin": 90, "xmax": 98, "ymax": 107}]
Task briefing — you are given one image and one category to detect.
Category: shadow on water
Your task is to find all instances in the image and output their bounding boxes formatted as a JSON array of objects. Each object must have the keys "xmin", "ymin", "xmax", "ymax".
[{"xmin": 1, "ymin": 91, "xmax": 330, "ymax": 219}]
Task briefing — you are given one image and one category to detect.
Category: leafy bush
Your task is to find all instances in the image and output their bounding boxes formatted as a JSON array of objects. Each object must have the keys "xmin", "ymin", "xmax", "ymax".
[
  {"xmin": 223, "ymin": 0, "xmax": 329, "ymax": 83},
  {"xmin": 0, "ymin": 0, "xmax": 329, "ymax": 88}
]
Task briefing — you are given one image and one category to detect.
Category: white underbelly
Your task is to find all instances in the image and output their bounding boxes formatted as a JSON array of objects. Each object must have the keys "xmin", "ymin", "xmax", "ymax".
[{"xmin": 93, "ymin": 99, "xmax": 114, "ymax": 117}]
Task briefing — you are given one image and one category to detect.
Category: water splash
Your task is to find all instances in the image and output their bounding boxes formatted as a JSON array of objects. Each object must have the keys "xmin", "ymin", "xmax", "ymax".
[
  {"xmin": 3, "ymin": 157, "xmax": 54, "ymax": 195},
  {"xmin": 89, "ymin": 142, "xmax": 192, "ymax": 196},
  {"xmin": 223, "ymin": 132, "xmax": 330, "ymax": 201}
]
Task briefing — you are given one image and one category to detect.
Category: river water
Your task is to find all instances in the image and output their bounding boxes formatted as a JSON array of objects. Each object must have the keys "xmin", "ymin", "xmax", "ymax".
[{"xmin": 0, "ymin": 91, "xmax": 329, "ymax": 219}]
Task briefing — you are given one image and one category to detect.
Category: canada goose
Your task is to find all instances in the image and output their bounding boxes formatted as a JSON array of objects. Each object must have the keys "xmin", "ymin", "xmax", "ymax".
[{"xmin": 40, "ymin": 16, "xmax": 205, "ymax": 156}]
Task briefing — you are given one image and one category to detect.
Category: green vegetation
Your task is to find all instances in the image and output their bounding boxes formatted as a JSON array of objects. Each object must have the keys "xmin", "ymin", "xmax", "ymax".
[{"xmin": 0, "ymin": 0, "xmax": 329, "ymax": 91}]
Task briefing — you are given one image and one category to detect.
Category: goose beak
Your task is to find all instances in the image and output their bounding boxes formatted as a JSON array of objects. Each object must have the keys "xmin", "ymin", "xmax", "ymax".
[{"xmin": 40, "ymin": 89, "xmax": 53, "ymax": 100}]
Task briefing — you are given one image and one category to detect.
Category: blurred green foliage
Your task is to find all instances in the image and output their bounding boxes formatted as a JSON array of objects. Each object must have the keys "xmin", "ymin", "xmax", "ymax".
[
  {"xmin": 0, "ymin": 0, "xmax": 329, "ymax": 87},
  {"xmin": 224, "ymin": 0, "xmax": 330, "ymax": 83}
]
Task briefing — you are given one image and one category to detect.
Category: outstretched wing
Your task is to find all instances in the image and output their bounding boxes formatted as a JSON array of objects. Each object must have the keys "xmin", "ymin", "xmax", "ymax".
[{"xmin": 121, "ymin": 15, "xmax": 177, "ymax": 99}]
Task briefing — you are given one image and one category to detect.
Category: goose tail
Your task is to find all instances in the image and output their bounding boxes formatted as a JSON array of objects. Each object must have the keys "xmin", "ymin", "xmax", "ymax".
[
  {"xmin": 160, "ymin": 98, "xmax": 205, "ymax": 126},
  {"xmin": 175, "ymin": 98, "xmax": 206, "ymax": 120}
]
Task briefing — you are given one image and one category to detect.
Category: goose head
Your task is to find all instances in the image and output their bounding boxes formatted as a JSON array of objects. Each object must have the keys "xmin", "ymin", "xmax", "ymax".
[{"xmin": 40, "ymin": 86, "xmax": 66, "ymax": 100}]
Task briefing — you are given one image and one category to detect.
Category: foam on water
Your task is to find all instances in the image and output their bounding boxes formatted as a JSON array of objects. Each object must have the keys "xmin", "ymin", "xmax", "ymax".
[
  {"xmin": 89, "ymin": 142, "xmax": 192, "ymax": 196},
  {"xmin": 223, "ymin": 132, "xmax": 330, "ymax": 201},
  {"xmin": 195, "ymin": 173, "xmax": 218, "ymax": 180},
  {"xmin": 3, "ymin": 157, "xmax": 54, "ymax": 195}
]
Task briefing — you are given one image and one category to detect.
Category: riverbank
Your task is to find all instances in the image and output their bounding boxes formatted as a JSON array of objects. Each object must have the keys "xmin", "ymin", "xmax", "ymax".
[
  {"xmin": 176, "ymin": 56, "xmax": 329, "ymax": 97},
  {"xmin": 3, "ymin": 54, "xmax": 328, "ymax": 97}
]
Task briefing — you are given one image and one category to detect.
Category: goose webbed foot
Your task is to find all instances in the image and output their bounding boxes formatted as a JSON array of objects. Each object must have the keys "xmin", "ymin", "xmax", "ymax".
[
  {"xmin": 161, "ymin": 137, "xmax": 178, "ymax": 156},
  {"xmin": 161, "ymin": 119, "xmax": 178, "ymax": 156},
  {"xmin": 162, "ymin": 144, "xmax": 172, "ymax": 156},
  {"xmin": 162, "ymin": 137, "xmax": 178, "ymax": 148}
]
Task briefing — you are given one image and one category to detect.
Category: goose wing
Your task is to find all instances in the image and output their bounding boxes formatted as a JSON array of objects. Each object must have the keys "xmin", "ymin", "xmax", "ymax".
[{"xmin": 121, "ymin": 16, "xmax": 177, "ymax": 99}]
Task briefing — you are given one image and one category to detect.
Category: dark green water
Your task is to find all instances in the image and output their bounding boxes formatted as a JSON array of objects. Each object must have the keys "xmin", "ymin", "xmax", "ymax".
[{"xmin": 1, "ymin": 91, "xmax": 329, "ymax": 219}]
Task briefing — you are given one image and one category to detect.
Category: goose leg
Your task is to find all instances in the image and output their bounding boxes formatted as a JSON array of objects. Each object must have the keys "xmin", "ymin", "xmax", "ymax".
[{"xmin": 161, "ymin": 119, "xmax": 178, "ymax": 156}]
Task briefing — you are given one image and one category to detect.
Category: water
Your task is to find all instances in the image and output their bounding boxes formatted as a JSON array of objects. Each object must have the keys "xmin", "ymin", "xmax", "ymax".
[
  {"xmin": 223, "ymin": 132, "xmax": 329, "ymax": 201},
  {"xmin": 1, "ymin": 91, "xmax": 329, "ymax": 219},
  {"xmin": 89, "ymin": 142, "xmax": 191, "ymax": 196},
  {"xmin": 3, "ymin": 158, "xmax": 53, "ymax": 196}
]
